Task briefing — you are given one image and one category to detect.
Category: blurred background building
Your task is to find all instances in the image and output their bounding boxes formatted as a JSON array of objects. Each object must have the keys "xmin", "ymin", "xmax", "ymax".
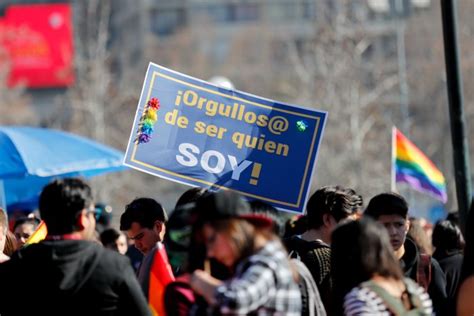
[{"xmin": 2, "ymin": 0, "xmax": 472, "ymax": 224}]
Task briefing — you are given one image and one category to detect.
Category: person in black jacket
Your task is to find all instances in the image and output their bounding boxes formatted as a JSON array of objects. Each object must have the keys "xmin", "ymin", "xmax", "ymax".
[
  {"xmin": 120, "ymin": 197, "xmax": 168, "ymax": 300},
  {"xmin": 0, "ymin": 178, "xmax": 150, "ymax": 316},
  {"xmin": 432, "ymin": 219, "xmax": 465, "ymax": 315},
  {"xmin": 284, "ymin": 185, "xmax": 361, "ymax": 313},
  {"xmin": 365, "ymin": 192, "xmax": 447, "ymax": 316}
]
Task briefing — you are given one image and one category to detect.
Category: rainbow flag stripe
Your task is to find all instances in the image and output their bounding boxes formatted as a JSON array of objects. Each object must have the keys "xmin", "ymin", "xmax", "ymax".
[
  {"xmin": 148, "ymin": 242, "xmax": 175, "ymax": 316},
  {"xmin": 25, "ymin": 220, "xmax": 48, "ymax": 245},
  {"xmin": 393, "ymin": 127, "xmax": 447, "ymax": 203}
]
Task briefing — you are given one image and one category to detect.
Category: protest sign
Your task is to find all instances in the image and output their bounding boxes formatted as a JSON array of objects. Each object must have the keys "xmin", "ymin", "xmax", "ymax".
[{"xmin": 124, "ymin": 63, "xmax": 327, "ymax": 213}]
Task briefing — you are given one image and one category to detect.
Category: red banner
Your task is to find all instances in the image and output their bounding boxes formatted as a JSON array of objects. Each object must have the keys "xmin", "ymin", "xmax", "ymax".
[{"xmin": 0, "ymin": 4, "xmax": 74, "ymax": 88}]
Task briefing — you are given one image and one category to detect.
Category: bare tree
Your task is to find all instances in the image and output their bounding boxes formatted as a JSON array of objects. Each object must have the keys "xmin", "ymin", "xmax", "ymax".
[
  {"xmin": 59, "ymin": 0, "xmax": 191, "ymax": 216},
  {"xmin": 269, "ymin": 1, "xmax": 402, "ymax": 199},
  {"xmin": 5, "ymin": 0, "xmax": 473, "ymax": 215},
  {"xmin": 0, "ymin": 41, "xmax": 35, "ymax": 124}
]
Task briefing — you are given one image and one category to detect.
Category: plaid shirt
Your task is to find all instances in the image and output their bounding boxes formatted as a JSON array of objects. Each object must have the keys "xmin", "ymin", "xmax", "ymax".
[{"xmin": 214, "ymin": 240, "xmax": 301, "ymax": 315}]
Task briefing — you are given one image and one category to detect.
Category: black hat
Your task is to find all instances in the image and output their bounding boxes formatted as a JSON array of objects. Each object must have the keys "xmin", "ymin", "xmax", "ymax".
[
  {"xmin": 195, "ymin": 191, "xmax": 273, "ymax": 227},
  {"xmin": 364, "ymin": 192, "xmax": 409, "ymax": 219},
  {"xmin": 165, "ymin": 202, "xmax": 195, "ymax": 251}
]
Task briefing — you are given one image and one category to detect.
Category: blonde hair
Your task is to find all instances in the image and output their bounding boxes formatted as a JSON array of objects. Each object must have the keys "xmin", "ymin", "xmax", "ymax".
[
  {"xmin": 0, "ymin": 209, "xmax": 7, "ymax": 235},
  {"xmin": 4, "ymin": 231, "xmax": 17, "ymax": 256}
]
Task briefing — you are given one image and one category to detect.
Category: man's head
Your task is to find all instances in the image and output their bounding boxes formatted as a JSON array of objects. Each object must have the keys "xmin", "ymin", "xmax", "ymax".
[
  {"xmin": 432, "ymin": 220, "xmax": 465, "ymax": 252},
  {"xmin": 305, "ymin": 185, "xmax": 355, "ymax": 241},
  {"xmin": 100, "ymin": 228, "xmax": 128, "ymax": 255},
  {"xmin": 0, "ymin": 209, "xmax": 8, "ymax": 253},
  {"xmin": 39, "ymin": 178, "xmax": 96, "ymax": 239},
  {"xmin": 120, "ymin": 198, "xmax": 167, "ymax": 255},
  {"xmin": 364, "ymin": 192, "xmax": 410, "ymax": 252}
]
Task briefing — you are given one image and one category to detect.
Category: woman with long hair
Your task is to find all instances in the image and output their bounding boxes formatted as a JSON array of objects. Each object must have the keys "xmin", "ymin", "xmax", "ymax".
[
  {"xmin": 189, "ymin": 191, "xmax": 301, "ymax": 315},
  {"xmin": 331, "ymin": 217, "xmax": 432, "ymax": 315}
]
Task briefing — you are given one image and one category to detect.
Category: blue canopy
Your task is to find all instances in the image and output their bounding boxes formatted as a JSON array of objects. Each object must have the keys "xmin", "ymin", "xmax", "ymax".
[{"xmin": 0, "ymin": 126, "xmax": 126, "ymax": 211}]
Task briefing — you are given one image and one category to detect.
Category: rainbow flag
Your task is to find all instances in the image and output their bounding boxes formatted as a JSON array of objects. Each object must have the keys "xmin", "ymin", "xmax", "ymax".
[
  {"xmin": 148, "ymin": 242, "xmax": 175, "ymax": 316},
  {"xmin": 25, "ymin": 220, "xmax": 48, "ymax": 245},
  {"xmin": 392, "ymin": 127, "xmax": 447, "ymax": 203}
]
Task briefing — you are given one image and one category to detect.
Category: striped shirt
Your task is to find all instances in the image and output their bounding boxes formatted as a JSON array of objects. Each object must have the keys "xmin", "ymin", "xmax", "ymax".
[
  {"xmin": 215, "ymin": 240, "xmax": 301, "ymax": 315},
  {"xmin": 343, "ymin": 278, "xmax": 433, "ymax": 316}
]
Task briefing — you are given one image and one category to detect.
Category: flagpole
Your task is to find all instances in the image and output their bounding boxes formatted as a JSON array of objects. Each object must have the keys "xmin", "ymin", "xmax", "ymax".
[
  {"xmin": 441, "ymin": 0, "xmax": 472, "ymax": 233},
  {"xmin": 391, "ymin": 126, "xmax": 397, "ymax": 192}
]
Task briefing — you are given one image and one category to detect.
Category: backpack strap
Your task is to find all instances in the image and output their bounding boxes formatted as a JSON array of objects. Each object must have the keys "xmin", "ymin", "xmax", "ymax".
[
  {"xmin": 361, "ymin": 280, "xmax": 407, "ymax": 316},
  {"xmin": 416, "ymin": 254, "xmax": 432, "ymax": 291},
  {"xmin": 403, "ymin": 278, "xmax": 425, "ymax": 311},
  {"xmin": 291, "ymin": 259, "xmax": 327, "ymax": 316}
]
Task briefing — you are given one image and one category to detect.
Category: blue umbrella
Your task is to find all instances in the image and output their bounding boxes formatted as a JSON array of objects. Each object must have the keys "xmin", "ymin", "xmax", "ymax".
[{"xmin": 0, "ymin": 126, "xmax": 126, "ymax": 211}]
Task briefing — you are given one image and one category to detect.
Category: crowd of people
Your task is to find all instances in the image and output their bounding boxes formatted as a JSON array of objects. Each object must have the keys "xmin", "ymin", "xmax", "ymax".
[{"xmin": 0, "ymin": 177, "xmax": 473, "ymax": 315}]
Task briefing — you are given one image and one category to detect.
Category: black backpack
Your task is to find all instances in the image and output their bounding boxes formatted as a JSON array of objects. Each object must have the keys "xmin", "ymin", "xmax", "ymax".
[{"xmin": 286, "ymin": 237, "xmax": 331, "ymax": 287}]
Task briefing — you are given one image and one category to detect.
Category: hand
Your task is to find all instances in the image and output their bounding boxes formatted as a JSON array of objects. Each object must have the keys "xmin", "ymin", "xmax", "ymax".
[{"xmin": 190, "ymin": 269, "xmax": 222, "ymax": 305}]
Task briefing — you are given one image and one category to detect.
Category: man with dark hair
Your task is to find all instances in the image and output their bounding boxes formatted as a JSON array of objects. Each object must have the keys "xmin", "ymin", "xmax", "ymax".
[
  {"xmin": 0, "ymin": 178, "xmax": 150, "ymax": 316},
  {"xmin": 120, "ymin": 197, "xmax": 168, "ymax": 298},
  {"xmin": 432, "ymin": 219, "xmax": 465, "ymax": 315},
  {"xmin": 364, "ymin": 192, "xmax": 447, "ymax": 316},
  {"xmin": 285, "ymin": 185, "xmax": 358, "ymax": 313}
]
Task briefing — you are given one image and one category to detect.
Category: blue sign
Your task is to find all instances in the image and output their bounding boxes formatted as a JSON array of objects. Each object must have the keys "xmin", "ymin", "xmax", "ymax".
[{"xmin": 124, "ymin": 63, "xmax": 327, "ymax": 213}]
